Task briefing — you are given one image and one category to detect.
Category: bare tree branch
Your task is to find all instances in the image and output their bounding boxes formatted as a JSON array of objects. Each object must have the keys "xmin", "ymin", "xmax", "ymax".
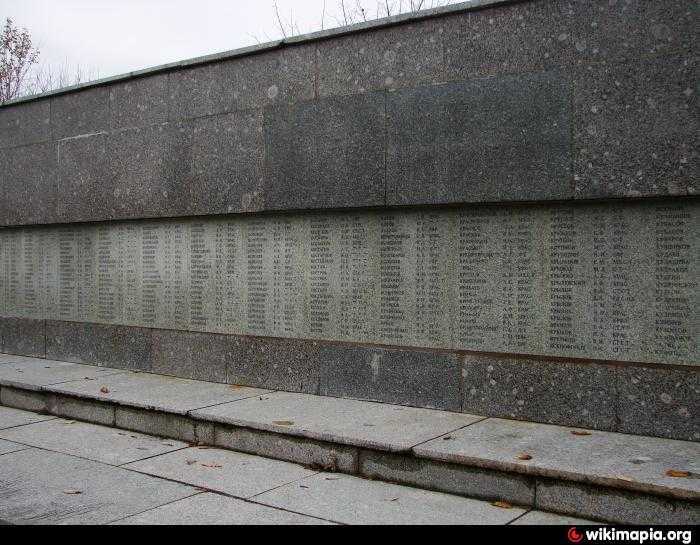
[{"xmin": 273, "ymin": 0, "xmax": 287, "ymax": 38}]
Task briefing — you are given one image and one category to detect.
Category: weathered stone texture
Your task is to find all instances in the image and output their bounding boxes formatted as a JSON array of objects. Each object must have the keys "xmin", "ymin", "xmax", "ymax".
[
  {"xmin": 386, "ymin": 72, "xmax": 572, "ymax": 205},
  {"xmin": 109, "ymin": 74, "xmax": 170, "ymax": 130},
  {"xmin": 0, "ymin": 100, "xmax": 51, "ymax": 148},
  {"xmin": 318, "ymin": 345, "xmax": 462, "ymax": 411},
  {"xmin": 263, "ymin": 93, "xmax": 386, "ymax": 210},
  {"xmin": 51, "ymin": 86, "xmax": 110, "ymax": 139}
]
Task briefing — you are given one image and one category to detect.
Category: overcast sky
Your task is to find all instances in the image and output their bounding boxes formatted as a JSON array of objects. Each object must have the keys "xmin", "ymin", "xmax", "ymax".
[{"xmin": 0, "ymin": 0, "xmax": 460, "ymax": 83}]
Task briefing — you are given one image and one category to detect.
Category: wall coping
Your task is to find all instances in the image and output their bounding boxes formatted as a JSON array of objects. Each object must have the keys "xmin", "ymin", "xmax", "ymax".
[{"xmin": 0, "ymin": 0, "xmax": 521, "ymax": 109}]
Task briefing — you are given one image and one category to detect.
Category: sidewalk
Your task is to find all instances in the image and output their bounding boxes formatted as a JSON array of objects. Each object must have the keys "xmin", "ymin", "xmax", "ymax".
[{"xmin": 0, "ymin": 405, "xmax": 595, "ymax": 525}]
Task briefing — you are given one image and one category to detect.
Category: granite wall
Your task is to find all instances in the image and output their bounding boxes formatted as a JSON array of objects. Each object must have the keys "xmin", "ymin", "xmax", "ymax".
[{"xmin": 0, "ymin": 0, "xmax": 697, "ymax": 440}]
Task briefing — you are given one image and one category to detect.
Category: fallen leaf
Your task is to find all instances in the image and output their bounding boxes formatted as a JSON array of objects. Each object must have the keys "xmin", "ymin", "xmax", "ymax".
[
  {"xmin": 201, "ymin": 463, "xmax": 222, "ymax": 469},
  {"xmin": 492, "ymin": 501, "xmax": 513, "ymax": 509},
  {"xmin": 99, "ymin": 386, "xmax": 110, "ymax": 394},
  {"xmin": 571, "ymin": 430, "xmax": 592, "ymax": 436},
  {"xmin": 273, "ymin": 420, "xmax": 295, "ymax": 426},
  {"xmin": 516, "ymin": 453, "xmax": 533, "ymax": 461},
  {"xmin": 185, "ymin": 459, "xmax": 197, "ymax": 465},
  {"xmin": 442, "ymin": 435, "xmax": 453, "ymax": 441},
  {"xmin": 229, "ymin": 384, "xmax": 245, "ymax": 390},
  {"xmin": 63, "ymin": 489, "xmax": 82, "ymax": 495},
  {"xmin": 666, "ymin": 469, "xmax": 690, "ymax": 478}
]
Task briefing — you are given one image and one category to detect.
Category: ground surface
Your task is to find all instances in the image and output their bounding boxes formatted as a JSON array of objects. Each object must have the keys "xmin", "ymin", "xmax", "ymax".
[{"xmin": 0, "ymin": 405, "xmax": 596, "ymax": 525}]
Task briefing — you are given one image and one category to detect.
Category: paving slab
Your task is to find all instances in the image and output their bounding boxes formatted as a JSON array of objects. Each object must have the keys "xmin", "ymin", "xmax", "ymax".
[
  {"xmin": 193, "ymin": 391, "xmax": 484, "ymax": 452},
  {"xmin": 0, "ymin": 357, "xmax": 124, "ymax": 391},
  {"xmin": 256, "ymin": 472, "xmax": 526, "ymax": 525},
  {"xmin": 0, "ymin": 406, "xmax": 55, "ymax": 429},
  {"xmin": 114, "ymin": 492, "xmax": 333, "ymax": 525},
  {"xmin": 0, "ymin": 418, "xmax": 188, "ymax": 466},
  {"xmin": 0, "ymin": 448, "xmax": 196, "ymax": 525},
  {"xmin": 46, "ymin": 371, "xmax": 272, "ymax": 414},
  {"xmin": 124, "ymin": 446, "xmax": 317, "ymax": 499},
  {"xmin": 0, "ymin": 438, "xmax": 29, "ymax": 455},
  {"xmin": 0, "ymin": 353, "xmax": 32, "ymax": 365},
  {"xmin": 512, "ymin": 511, "xmax": 602, "ymax": 526},
  {"xmin": 413, "ymin": 419, "xmax": 700, "ymax": 500}
]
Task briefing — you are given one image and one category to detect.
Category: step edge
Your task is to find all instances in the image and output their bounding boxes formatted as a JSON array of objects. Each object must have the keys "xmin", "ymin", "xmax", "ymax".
[{"xmin": 2, "ymin": 381, "xmax": 695, "ymax": 503}]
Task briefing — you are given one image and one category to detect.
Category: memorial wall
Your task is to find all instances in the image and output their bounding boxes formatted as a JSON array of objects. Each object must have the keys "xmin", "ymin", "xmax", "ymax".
[
  {"xmin": 0, "ymin": 0, "xmax": 697, "ymax": 440},
  {"xmin": 1, "ymin": 199, "xmax": 696, "ymax": 366}
]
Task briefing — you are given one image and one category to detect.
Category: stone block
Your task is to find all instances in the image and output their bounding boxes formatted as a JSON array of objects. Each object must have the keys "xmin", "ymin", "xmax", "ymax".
[
  {"xmin": 359, "ymin": 450, "xmax": 535, "ymax": 506},
  {"xmin": 0, "ymin": 386, "xmax": 47, "ymax": 412},
  {"xmin": 224, "ymin": 336, "xmax": 321, "ymax": 394},
  {"xmin": 167, "ymin": 63, "xmax": 222, "ymax": 120},
  {"xmin": 318, "ymin": 344, "xmax": 462, "ymax": 411},
  {"xmin": 193, "ymin": 391, "xmax": 482, "ymax": 452},
  {"xmin": 639, "ymin": 0, "xmax": 697, "ymax": 56},
  {"xmin": 49, "ymin": 370, "xmax": 269, "ymax": 415},
  {"xmin": 0, "ymin": 143, "xmax": 57, "ymax": 226},
  {"xmin": 0, "ymin": 357, "xmax": 121, "ymax": 391},
  {"xmin": 190, "ymin": 111, "xmax": 264, "ymax": 215},
  {"xmin": 443, "ymin": 0, "xmax": 639, "ymax": 79},
  {"xmin": 108, "ymin": 122, "xmax": 193, "ymax": 220},
  {"xmin": 573, "ymin": 56, "xmax": 698, "ymax": 198},
  {"xmin": 115, "ymin": 406, "xmax": 196, "ymax": 442},
  {"xmin": 152, "ymin": 329, "xmax": 227, "ymax": 383},
  {"xmin": 617, "ymin": 365, "xmax": 700, "ymax": 442},
  {"xmin": 213, "ymin": 423, "xmax": 359, "ymax": 473},
  {"xmin": 0, "ymin": 317, "xmax": 45, "ymax": 358},
  {"xmin": 109, "ymin": 73, "xmax": 169, "ymax": 130},
  {"xmin": 317, "ymin": 18, "xmax": 445, "ymax": 97},
  {"xmin": 536, "ymin": 479, "xmax": 700, "ymax": 525},
  {"xmin": 168, "ymin": 45, "xmax": 314, "ymax": 121},
  {"xmin": 51, "ymin": 87, "xmax": 110, "ymax": 139},
  {"xmin": 0, "ymin": 100, "xmax": 51, "ymax": 149},
  {"xmin": 461, "ymin": 354, "xmax": 617, "ymax": 430},
  {"xmin": 414, "ymin": 418, "xmax": 700, "ymax": 501},
  {"xmin": 46, "ymin": 321, "xmax": 153, "ymax": 372},
  {"xmin": 217, "ymin": 45, "xmax": 315, "ymax": 111},
  {"xmin": 386, "ymin": 72, "xmax": 572, "ymax": 206},
  {"xmin": 45, "ymin": 393, "xmax": 115, "ymax": 426},
  {"xmin": 56, "ymin": 133, "xmax": 110, "ymax": 223},
  {"xmin": 263, "ymin": 92, "xmax": 385, "ymax": 210}
]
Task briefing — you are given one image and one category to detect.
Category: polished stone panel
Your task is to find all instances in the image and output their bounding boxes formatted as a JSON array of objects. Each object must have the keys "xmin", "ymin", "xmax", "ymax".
[
  {"xmin": 0, "ymin": 200, "xmax": 697, "ymax": 366},
  {"xmin": 386, "ymin": 72, "xmax": 571, "ymax": 205},
  {"xmin": 263, "ymin": 93, "xmax": 386, "ymax": 210}
]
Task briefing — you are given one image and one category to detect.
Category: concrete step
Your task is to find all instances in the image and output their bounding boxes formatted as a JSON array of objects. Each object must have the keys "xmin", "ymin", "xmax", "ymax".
[
  {"xmin": 0, "ymin": 405, "xmax": 595, "ymax": 525},
  {"xmin": 0, "ymin": 352, "xmax": 697, "ymax": 525}
]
